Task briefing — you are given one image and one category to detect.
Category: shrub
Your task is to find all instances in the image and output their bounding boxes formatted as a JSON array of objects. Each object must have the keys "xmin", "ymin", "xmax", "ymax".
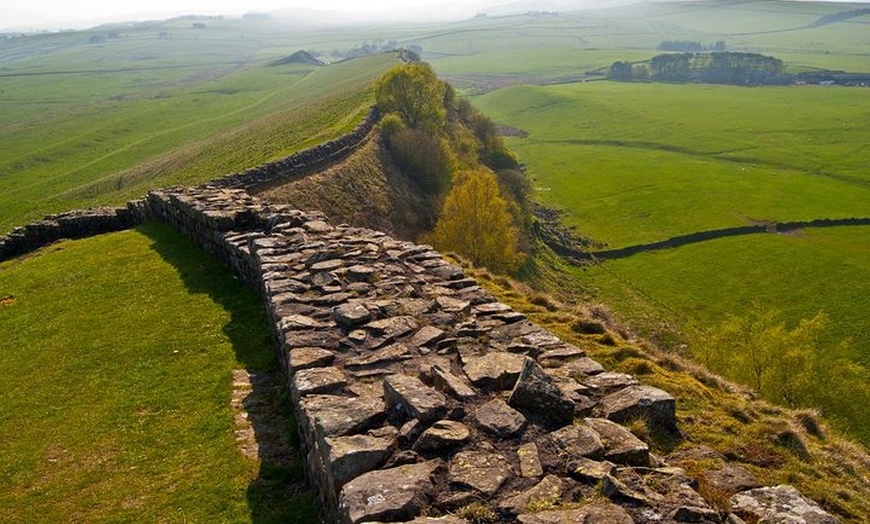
[{"xmin": 386, "ymin": 127, "xmax": 454, "ymax": 197}]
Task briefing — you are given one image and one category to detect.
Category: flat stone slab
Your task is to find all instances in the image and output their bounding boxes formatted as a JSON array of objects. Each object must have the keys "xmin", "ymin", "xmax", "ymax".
[
  {"xmin": 581, "ymin": 372, "xmax": 639, "ymax": 394},
  {"xmin": 585, "ymin": 418, "xmax": 650, "ymax": 467},
  {"xmin": 301, "ymin": 394, "xmax": 385, "ymax": 438},
  {"xmin": 462, "ymin": 352, "xmax": 527, "ymax": 390},
  {"xmin": 429, "ymin": 365, "xmax": 477, "ymax": 400},
  {"xmin": 570, "ymin": 457, "xmax": 616, "ymax": 482},
  {"xmin": 293, "ymin": 366, "xmax": 347, "ymax": 397},
  {"xmin": 598, "ymin": 385, "xmax": 676, "ymax": 429},
  {"xmin": 448, "ymin": 450, "xmax": 513, "ymax": 495},
  {"xmin": 383, "ymin": 374, "xmax": 448, "ymax": 422},
  {"xmin": 499, "ymin": 474, "xmax": 563, "ymax": 514},
  {"xmin": 338, "ymin": 460, "xmax": 442, "ymax": 524},
  {"xmin": 517, "ymin": 502, "xmax": 635, "ymax": 523},
  {"xmin": 367, "ymin": 316, "xmax": 420, "ymax": 341},
  {"xmin": 289, "ymin": 347, "xmax": 335, "ymax": 371},
  {"xmin": 333, "ymin": 302, "xmax": 373, "ymax": 328},
  {"xmin": 553, "ymin": 356, "xmax": 606, "ymax": 378},
  {"xmin": 413, "ymin": 420, "xmax": 471, "ymax": 454},
  {"xmin": 517, "ymin": 442, "xmax": 544, "ymax": 478},
  {"xmin": 411, "ymin": 325, "xmax": 446, "ymax": 348},
  {"xmin": 325, "ymin": 434, "xmax": 397, "ymax": 488},
  {"xmin": 346, "ymin": 343, "xmax": 413, "ymax": 369},
  {"xmin": 475, "ymin": 397, "xmax": 527, "ymax": 437},
  {"xmin": 279, "ymin": 314, "xmax": 323, "ymax": 331},
  {"xmin": 730, "ymin": 485, "xmax": 838, "ymax": 524},
  {"xmin": 509, "ymin": 357, "xmax": 575, "ymax": 427}
]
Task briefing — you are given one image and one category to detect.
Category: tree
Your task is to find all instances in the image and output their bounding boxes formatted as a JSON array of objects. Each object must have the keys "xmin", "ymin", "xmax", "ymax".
[
  {"xmin": 375, "ymin": 63, "xmax": 446, "ymax": 130},
  {"xmin": 428, "ymin": 169, "xmax": 521, "ymax": 273}
]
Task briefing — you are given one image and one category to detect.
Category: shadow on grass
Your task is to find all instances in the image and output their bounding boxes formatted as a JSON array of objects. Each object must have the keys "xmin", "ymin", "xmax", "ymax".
[{"xmin": 139, "ymin": 221, "xmax": 318, "ymax": 524}]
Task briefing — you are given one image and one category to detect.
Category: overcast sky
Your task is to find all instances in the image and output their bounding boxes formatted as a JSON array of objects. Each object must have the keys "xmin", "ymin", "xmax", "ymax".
[{"xmin": 2, "ymin": 0, "xmax": 866, "ymax": 31}]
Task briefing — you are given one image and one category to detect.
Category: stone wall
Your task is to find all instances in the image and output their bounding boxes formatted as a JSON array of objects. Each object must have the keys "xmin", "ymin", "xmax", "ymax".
[
  {"xmin": 0, "ymin": 205, "xmax": 144, "ymax": 261},
  {"xmin": 205, "ymin": 106, "xmax": 380, "ymax": 191},
  {"xmin": 133, "ymin": 187, "xmax": 838, "ymax": 524}
]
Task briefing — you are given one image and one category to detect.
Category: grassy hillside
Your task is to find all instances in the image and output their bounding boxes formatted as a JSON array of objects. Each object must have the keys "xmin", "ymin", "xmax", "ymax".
[
  {"xmin": 255, "ymin": 135, "xmax": 434, "ymax": 240},
  {"xmin": 1, "ymin": 26, "xmax": 397, "ymax": 234},
  {"xmin": 0, "ymin": 223, "xmax": 315, "ymax": 522}
]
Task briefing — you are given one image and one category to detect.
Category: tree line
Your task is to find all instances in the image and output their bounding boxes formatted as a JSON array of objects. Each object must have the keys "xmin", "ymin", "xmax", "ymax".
[
  {"xmin": 658, "ymin": 40, "xmax": 726, "ymax": 52},
  {"xmin": 608, "ymin": 51, "xmax": 788, "ymax": 86}
]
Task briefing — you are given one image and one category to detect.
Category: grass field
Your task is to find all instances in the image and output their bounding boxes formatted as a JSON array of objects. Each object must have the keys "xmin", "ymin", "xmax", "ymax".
[
  {"xmin": 0, "ymin": 222, "xmax": 315, "ymax": 522},
  {"xmin": 475, "ymin": 80, "xmax": 870, "ymax": 442}
]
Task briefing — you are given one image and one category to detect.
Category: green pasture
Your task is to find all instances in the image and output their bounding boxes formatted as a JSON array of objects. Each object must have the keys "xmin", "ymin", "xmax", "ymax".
[
  {"xmin": 574, "ymin": 227, "xmax": 870, "ymax": 364},
  {"xmin": 476, "ymin": 82, "xmax": 870, "ymax": 247},
  {"xmin": 0, "ymin": 222, "xmax": 315, "ymax": 522}
]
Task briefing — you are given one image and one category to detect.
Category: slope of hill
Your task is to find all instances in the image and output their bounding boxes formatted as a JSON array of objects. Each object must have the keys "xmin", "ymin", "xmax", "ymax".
[{"xmin": 254, "ymin": 135, "xmax": 435, "ymax": 241}]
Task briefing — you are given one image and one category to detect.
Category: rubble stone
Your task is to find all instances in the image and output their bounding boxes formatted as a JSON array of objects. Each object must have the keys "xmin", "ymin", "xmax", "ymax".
[{"xmin": 384, "ymin": 374, "xmax": 448, "ymax": 422}]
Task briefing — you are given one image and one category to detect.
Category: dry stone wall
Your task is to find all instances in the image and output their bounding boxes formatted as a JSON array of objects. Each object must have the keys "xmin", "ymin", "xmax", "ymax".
[
  {"xmin": 205, "ymin": 106, "xmax": 380, "ymax": 191},
  {"xmin": 135, "ymin": 187, "xmax": 838, "ymax": 524}
]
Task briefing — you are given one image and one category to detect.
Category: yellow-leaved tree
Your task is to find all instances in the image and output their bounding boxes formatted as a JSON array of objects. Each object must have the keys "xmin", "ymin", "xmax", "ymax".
[{"xmin": 429, "ymin": 169, "xmax": 522, "ymax": 273}]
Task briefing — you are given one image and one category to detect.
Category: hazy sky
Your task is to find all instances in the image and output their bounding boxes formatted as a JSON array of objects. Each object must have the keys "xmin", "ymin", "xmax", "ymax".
[
  {"xmin": 2, "ymin": 0, "xmax": 866, "ymax": 30},
  {"xmin": 2, "ymin": 0, "xmax": 481, "ymax": 30}
]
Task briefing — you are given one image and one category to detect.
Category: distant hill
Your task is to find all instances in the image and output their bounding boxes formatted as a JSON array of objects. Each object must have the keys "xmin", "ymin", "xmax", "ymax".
[{"xmin": 271, "ymin": 50, "xmax": 325, "ymax": 67}]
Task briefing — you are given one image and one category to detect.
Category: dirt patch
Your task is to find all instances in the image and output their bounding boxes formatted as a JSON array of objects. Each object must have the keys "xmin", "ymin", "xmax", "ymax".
[
  {"xmin": 231, "ymin": 369, "xmax": 299, "ymax": 469},
  {"xmin": 0, "ymin": 295, "xmax": 17, "ymax": 308}
]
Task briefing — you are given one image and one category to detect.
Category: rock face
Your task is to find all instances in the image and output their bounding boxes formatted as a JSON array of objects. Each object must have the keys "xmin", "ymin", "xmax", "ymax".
[
  {"xmin": 730, "ymin": 485, "xmax": 838, "ymax": 524},
  {"xmin": 69, "ymin": 185, "xmax": 837, "ymax": 524}
]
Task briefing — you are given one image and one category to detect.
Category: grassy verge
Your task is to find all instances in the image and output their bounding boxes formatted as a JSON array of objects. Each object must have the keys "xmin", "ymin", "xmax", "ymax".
[{"xmin": 0, "ymin": 222, "xmax": 315, "ymax": 523}]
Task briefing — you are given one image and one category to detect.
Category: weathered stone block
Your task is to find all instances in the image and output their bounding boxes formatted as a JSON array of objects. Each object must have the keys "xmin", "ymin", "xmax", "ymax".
[
  {"xmin": 338, "ymin": 460, "xmax": 442, "ymax": 524},
  {"xmin": 413, "ymin": 420, "xmax": 471, "ymax": 453},
  {"xmin": 598, "ymin": 385, "xmax": 677, "ymax": 430},
  {"xmin": 475, "ymin": 398, "xmax": 527, "ymax": 437},
  {"xmin": 301, "ymin": 394, "xmax": 385, "ymax": 438},
  {"xmin": 585, "ymin": 418, "xmax": 650, "ymax": 467},
  {"xmin": 448, "ymin": 450, "xmax": 513, "ymax": 496},
  {"xmin": 499, "ymin": 474, "xmax": 563, "ymax": 514},
  {"xmin": 324, "ymin": 433, "xmax": 396, "ymax": 489},
  {"xmin": 516, "ymin": 502, "xmax": 635, "ymax": 523},
  {"xmin": 462, "ymin": 352, "xmax": 526, "ymax": 390},
  {"xmin": 289, "ymin": 347, "xmax": 335, "ymax": 371},
  {"xmin": 292, "ymin": 366, "xmax": 347, "ymax": 398},
  {"xmin": 508, "ymin": 357, "xmax": 575, "ymax": 427},
  {"xmin": 333, "ymin": 302, "xmax": 373, "ymax": 328},
  {"xmin": 730, "ymin": 485, "xmax": 838, "ymax": 524},
  {"xmin": 549, "ymin": 423, "xmax": 604, "ymax": 460},
  {"xmin": 429, "ymin": 365, "xmax": 477, "ymax": 400},
  {"xmin": 517, "ymin": 442, "xmax": 544, "ymax": 478}
]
